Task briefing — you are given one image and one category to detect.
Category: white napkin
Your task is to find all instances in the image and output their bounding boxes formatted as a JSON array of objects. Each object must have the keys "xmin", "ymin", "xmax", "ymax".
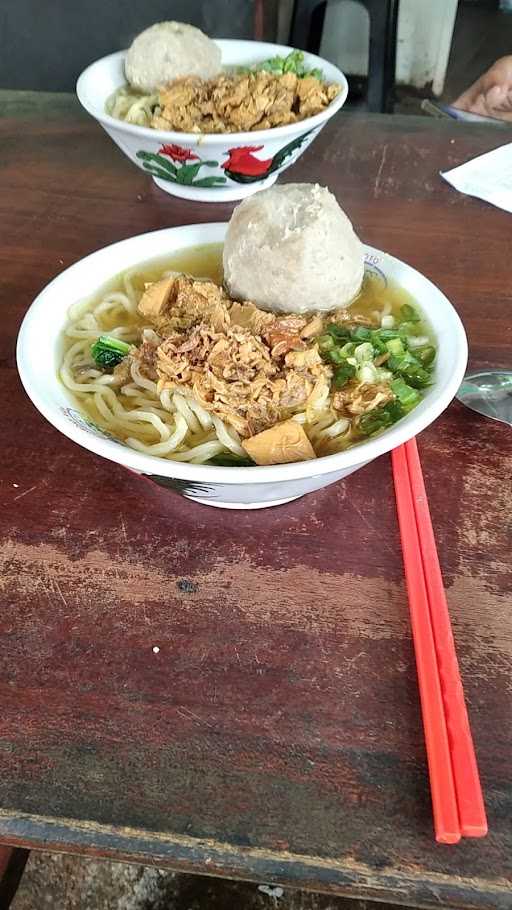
[{"xmin": 441, "ymin": 141, "xmax": 512, "ymax": 213}]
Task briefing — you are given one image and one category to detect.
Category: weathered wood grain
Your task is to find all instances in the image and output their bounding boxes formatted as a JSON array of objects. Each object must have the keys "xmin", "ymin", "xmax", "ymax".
[{"xmin": 0, "ymin": 96, "xmax": 511, "ymax": 909}]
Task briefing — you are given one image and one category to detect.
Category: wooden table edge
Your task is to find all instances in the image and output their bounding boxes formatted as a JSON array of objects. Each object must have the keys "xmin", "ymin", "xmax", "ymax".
[{"xmin": 0, "ymin": 811, "xmax": 509, "ymax": 910}]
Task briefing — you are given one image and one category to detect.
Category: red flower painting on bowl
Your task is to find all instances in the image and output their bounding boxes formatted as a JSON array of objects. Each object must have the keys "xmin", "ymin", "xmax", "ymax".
[{"xmin": 158, "ymin": 144, "xmax": 200, "ymax": 163}]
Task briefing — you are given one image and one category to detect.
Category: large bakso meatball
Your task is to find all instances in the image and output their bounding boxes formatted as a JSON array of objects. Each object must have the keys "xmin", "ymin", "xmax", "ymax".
[
  {"xmin": 125, "ymin": 21, "xmax": 222, "ymax": 93},
  {"xmin": 223, "ymin": 183, "xmax": 364, "ymax": 314}
]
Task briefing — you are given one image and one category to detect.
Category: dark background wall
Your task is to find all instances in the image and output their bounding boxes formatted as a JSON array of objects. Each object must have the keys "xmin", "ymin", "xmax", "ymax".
[{"xmin": 0, "ymin": 0, "xmax": 264, "ymax": 91}]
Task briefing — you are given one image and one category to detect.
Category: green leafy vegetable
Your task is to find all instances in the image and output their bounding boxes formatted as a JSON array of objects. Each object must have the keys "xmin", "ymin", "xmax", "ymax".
[
  {"xmin": 91, "ymin": 335, "xmax": 131, "ymax": 370},
  {"xmin": 208, "ymin": 453, "xmax": 255, "ymax": 467},
  {"xmin": 245, "ymin": 50, "xmax": 323, "ymax": 79}
]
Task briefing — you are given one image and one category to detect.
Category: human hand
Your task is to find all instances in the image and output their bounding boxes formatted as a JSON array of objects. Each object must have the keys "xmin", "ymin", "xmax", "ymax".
[{"xmin": 453, "ymin": 56, "xmax": 512, "ymax": 122}]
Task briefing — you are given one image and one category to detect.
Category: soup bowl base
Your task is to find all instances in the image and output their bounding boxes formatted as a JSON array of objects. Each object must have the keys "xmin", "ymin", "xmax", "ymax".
[
  {"xmin": 187, "ymin": 494, "xmax": 300, "ymax": 509},
  {"xmin": 16, "ymin": 222, "xmax": 469, "ymax": 512},
  {"xmin": 143, "ymin": 461, "xmax": 370, "ymax": 508},
  {"xmin": 152, "ymin": 172, "xmax": 278, "ymax": 203}
]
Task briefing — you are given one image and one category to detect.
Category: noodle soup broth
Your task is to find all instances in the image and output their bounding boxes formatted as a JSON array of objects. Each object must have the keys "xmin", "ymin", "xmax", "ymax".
[{"xmin": 60, "ymin": 243, "xmax": 435, "ymax": 466}]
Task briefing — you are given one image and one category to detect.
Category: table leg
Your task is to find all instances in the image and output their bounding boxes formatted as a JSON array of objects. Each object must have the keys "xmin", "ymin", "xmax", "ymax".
[{"xmin": 0, "ymin": 845, "xmax": 30, "ymax": 908}]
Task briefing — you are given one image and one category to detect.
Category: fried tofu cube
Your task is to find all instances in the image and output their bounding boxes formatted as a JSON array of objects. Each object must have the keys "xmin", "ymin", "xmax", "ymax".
[
  {"xmin": 242, "ymin": 419, "xmax": 316, "ymax": 466},
  {"xmin": 138, "ymin": 276, "xmax": 176, "ymax": 318}
]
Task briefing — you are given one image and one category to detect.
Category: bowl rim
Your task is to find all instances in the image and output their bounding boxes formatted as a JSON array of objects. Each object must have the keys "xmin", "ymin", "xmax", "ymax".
[
  {"xmin": 16, "ymin": 222, "xmax": 468, "ymax": 486},
  {"xmin": 76, "ymin": 39, "xmax": 349, "ymax": 144}
]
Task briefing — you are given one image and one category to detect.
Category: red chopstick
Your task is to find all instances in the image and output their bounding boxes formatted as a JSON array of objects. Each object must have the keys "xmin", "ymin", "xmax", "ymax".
[
  {"xmin": 392, "ymin": 443, "xmax": 460, "ymax": 843},
  {"xmin": 404, "ymin": 438, "xmax": 487, "ymax": 838},
  {"xmin": 391, "ymin": 440, "xmax": 487, "ymax": 843}
]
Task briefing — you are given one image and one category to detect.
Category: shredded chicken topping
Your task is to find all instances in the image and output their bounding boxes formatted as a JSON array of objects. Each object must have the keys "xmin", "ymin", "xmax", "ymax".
[
  {"xmin": 333, "ymin": 381, "xmax": 394, "ymax": 416},
  {"xmin": 152, "ymin": 71, "xmax": 341, "ymax": 133},
  {"xmin": 133, "ymin": 274, "xmax": 332, "ymax": 437}
]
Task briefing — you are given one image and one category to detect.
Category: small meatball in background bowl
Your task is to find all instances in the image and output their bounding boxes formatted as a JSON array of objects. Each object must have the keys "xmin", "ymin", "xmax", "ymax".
[
  {"xmin": 76, "ymin": 40, "xmax": 349, "ymax": 203},
  {"xmin": 125, "ymin": 21, "xmax": 222, "ymax": 92}
]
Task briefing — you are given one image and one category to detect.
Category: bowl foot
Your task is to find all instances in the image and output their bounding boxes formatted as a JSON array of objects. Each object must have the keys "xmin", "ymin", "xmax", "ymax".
[
  {"xmin": 152, "ymin": 173, "xmax": 278, "ymax": 203},
  {"xmin": 185, "ymin": 494, "xmax": 302, "ymax": 509}
]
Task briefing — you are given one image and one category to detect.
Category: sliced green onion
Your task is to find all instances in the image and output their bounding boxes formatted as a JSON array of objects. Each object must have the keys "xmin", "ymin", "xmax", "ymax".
[
  {"xmin": 359, "ymin": 401, "xmax": 405, "ymax": 436},
  {"xmin": 326, "ymin": 323, "xmax": 351, "ymax": 341},
  {"xmin": 318, "ymin": 334, "xmax": 335, "ymax": 352},
  {"xmin": 358, "ymin": 363, "xmax": 378, "ymax": 383},
  {"xmin": 333, "ymin": 362, "xmax": 356, "ymax": 388},
  {"xmin": 400, "ymin": 303, "xmax": 420, "ymax": 323},
  {"xmin": 370, "ymin": 334, "xmax": 388, "ymax": 354},
  {"xmin": 385, "ymin": 337, "xmax": 404, "ymax": 356},
  {"xmin": 400, "ymin": 366, "xmax": 432, "ymax": 389},
  {"xmin": 407, "ymin": 334, "xmax": 430, "ymax": 349},
  {"xmin": 326, "ymin": 348, "xmax": 346, "ymax": 365},
  {"xmin": 415, "ymin": 345, "xmax": 436, "ymax": 366},
  {"xmin": 375, "ymin": 328, "xmax": 401, "ymax": 341},
  {"xmin": 390, "ymin": 377, "xmax": 421, "ymax": 411},
  {"xmin": 375, "ymin": 368, "xmax": 393, "ymax": 382},
  {"xmin": 354, "ymin": 341, "xmax": 374, "ymax": 362},
  {"xmin": 351, "ymin": 325, "xmax": 372, "ymax": 342}
]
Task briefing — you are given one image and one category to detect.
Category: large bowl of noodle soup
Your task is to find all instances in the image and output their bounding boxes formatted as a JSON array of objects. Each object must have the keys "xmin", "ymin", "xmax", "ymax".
[
  {"xmin": 76, "ymin": 41, "xmax": 348, "ymax": 203},
  {"xmin": 17, "ymin": 223, "xmax": 467, "ymax": 509}
]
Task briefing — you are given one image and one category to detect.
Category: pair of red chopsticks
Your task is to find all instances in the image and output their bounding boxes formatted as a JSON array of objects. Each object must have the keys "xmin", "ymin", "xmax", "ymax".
[{"xmin": 391, "ymin": 438, "xmax": 487, "ymax": 844}]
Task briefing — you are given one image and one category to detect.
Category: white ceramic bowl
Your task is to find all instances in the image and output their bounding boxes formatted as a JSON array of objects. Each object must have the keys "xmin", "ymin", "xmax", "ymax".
[
  {"xmin": 76, "ymin": 40, "xmax": 348, "ymax": 202},
  {"xmin": 17, "ymin": 223, "xmax": 468, "ymax": 509}
]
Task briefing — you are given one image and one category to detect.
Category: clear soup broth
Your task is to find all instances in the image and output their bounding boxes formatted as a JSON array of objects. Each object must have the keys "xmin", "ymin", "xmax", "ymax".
[{"xmin": 60, "ymin": 243, "xmax": 436, "ymax": 465}]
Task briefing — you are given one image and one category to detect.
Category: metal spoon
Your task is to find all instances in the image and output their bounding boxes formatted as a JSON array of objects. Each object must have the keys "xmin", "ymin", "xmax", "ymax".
[{"xmin": 456, "ymin": 371, "xmax": 512, "ymax": 427}]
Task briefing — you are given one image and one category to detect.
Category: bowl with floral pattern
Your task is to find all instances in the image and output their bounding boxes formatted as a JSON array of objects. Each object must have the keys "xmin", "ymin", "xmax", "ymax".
[{"xmin": 76, "ymin": 40, "xmax": 348, "ymax": 202}]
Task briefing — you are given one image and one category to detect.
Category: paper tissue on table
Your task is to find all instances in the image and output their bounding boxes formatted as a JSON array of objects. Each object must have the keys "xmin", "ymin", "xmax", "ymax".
[{"xmin": 441, "ymin": 142, "xmax": 512, "ymax": 213}]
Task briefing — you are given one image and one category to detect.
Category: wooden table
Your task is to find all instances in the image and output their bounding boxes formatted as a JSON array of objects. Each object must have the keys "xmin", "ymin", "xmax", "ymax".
[{"xmin": 1, "ymin": 93, "xmax": 511, "ymax": 910}]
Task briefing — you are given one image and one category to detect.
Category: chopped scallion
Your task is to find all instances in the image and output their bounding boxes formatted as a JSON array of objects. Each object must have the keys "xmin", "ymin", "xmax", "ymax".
[
  {"xmin": 400, "ymin": 303, "xmax": 420, "ymax": 323},
  {"xmin": 333, "ymin": 362, "xmax": 356, "ymax": 388},
  {"xmin": 390, "ymin": 377, "xmax": 421, "ymax": 411}
]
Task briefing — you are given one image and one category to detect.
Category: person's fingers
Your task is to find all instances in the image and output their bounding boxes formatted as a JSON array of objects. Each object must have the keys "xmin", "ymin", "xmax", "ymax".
[
  {"xmin": 453, "ymin": 85, "xmax": 480, "ymax": 109},
  {"xmin": 492, "ymin": 87, "xmax": 512, "ymax": 113},
  {"xmin": 452, "ymin": 56, "xmax": 512, "ymax": 120},
  {"xmin": 484, "ymin": 84, "xmax": 508, "ymax": 108},
  {"xmin": 480, "ymin": 84, "xmax": 512, "ymax": 119},
  {"xmin": 490, "ymin": 103, "xmax": 512, "ymax": 121},
  {"xmin": 458, "ymin": 91, "xmax": 490, "ymax": 116}
]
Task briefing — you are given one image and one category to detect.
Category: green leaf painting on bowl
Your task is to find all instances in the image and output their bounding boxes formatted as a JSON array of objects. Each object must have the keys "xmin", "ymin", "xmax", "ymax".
[{"xmin": 136, "ymin": 145, "xmax": 227, "ymax": 186}]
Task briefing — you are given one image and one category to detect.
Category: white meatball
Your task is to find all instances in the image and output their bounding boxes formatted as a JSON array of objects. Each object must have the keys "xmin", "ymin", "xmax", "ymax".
[
  {"xmin": 223, "ymin": 184, "xmax": 364, "ymax": 314},
  {"xmin": 125, "ymin": 21, "xmax": 222, "ymax": 93}
]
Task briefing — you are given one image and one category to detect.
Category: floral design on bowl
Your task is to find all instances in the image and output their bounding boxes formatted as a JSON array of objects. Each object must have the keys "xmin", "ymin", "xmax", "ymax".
[
  {"xmin": 136, "ymin": 144, "xmax": 227, "ymax": 188},
  {"xmin": 135, "ymin": 129, "xmax": 315, "ymax": 192}
]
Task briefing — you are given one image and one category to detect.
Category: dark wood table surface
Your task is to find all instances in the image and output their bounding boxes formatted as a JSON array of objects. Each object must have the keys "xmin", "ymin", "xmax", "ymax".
[{"xmin": 1, "ymin": 93, "xmax": 511, "ymax": 910}]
